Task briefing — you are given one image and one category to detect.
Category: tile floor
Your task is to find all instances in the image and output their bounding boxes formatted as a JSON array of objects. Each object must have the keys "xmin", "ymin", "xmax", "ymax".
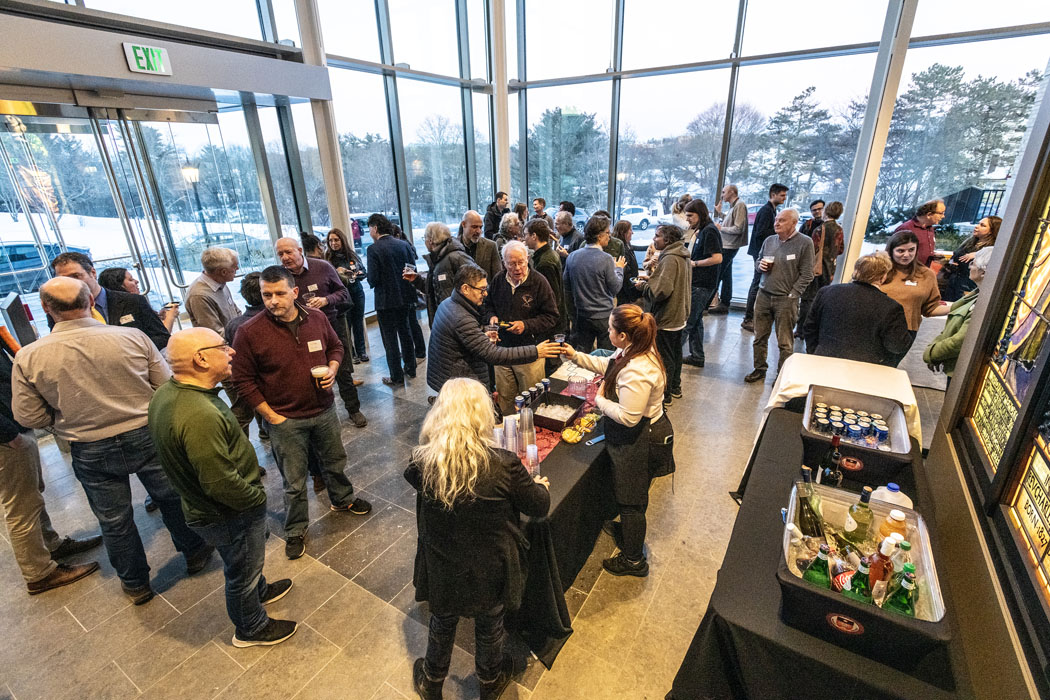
[{"xmin": 0, "ymin": 311, "xmax": 946, "ymax": 700}]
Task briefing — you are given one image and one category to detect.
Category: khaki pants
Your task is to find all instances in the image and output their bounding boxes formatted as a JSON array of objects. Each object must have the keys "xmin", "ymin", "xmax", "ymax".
[
  {"xmin": 495, "ymin": 358, "xmax": 547, "ymax": 415},
  {"xmin": 0, "ymin": 431, "xmax": 62, "ymax": 583},
  {"xmin": 753, "ymin": 291, "xmax": 799, "ymax": 374}
]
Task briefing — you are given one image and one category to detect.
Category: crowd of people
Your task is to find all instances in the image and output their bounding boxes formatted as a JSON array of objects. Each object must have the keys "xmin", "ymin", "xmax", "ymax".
[{"xmin": 0, "ymin": 182, "xmax": 992, "ymax": 697}]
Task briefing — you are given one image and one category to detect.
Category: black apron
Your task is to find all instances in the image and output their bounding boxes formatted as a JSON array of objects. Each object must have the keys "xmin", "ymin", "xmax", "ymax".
[{"xmin": 604, "ymin": 412, "xmax": 676, "ymax": 506}]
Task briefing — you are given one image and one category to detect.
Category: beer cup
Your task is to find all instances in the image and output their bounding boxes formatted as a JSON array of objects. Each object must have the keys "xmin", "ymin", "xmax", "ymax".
[{"xmin": 311, "ymin": 365, "xmax": 328, "ymax": 390}]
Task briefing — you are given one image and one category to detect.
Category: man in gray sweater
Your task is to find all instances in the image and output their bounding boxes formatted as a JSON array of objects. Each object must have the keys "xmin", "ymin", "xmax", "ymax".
[
  {"xmin": 636, "ymin": 224, "xmax": 691, "ymax": 405},
  {"xmin": 745, "ymin": 208, "xmax": 814, "ymax": 383},
  {"xmin": 564, "ymin": 215, "xmax": 626, "ymax": 351},
  {"xmin": 710, "ymin": 184, "xmax": 748, "ymax": 314}
]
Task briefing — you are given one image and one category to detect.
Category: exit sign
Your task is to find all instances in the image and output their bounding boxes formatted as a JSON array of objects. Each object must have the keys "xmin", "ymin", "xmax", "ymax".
[{"xmin": 122, "ymin": 43, "xmax": 172, "ymax": 76}]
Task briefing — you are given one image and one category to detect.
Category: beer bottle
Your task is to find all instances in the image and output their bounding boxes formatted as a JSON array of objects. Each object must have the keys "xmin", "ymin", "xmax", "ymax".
[
  {"xmin": 842, "ymin": 556, "xmax": 874, "ymax": 604},
  {"xmin": 882, "ymin": 571, "xmax": 917, "ymax": 617},
  {"xmin": 797, "ymin": 467, "xmax": 825, "ymax": 539},
  {"xmin": 842, "ymin": 486, "xmax": 875, "ymax": 548},
  {"xmin": 803, "ymin": 543, "xmax": 832, "ymax": 588}
]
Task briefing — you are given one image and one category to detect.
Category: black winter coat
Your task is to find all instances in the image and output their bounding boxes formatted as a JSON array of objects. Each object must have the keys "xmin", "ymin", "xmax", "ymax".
[
  {"xmin": 802, "ymin": 281, "xmax": 913, "ymax": 367},
  {"xmin": 426, "ymin": 291, "xmax": 538, "ymax": 392},
  {"xmin": 366, "ymin": 234, "xmax": 418, "ymax": 310},
  {"xmin": 416, "ymin": 237, "xmax": 474, "ymax": 324},
  {"xmin": 486, "ymin": 270, "xmax": 559, "ymax": 347},
  {"xmin": 405, "ymin": 449, "xmax": 550, "ymax": 616},
  {"xmin": 747, "ymin": 201, "xmax": 777, "ymax": 258},
  {"xmin": 484, "ymin": 202, "xmax": 507, "ymax": 239}
]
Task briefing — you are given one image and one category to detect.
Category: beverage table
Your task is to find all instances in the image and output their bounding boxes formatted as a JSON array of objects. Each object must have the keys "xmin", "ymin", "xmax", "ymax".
[
  {"xmin": 667, "ymin": 408, "xmax": 973, "ymax": 700},
  {"xmin": 507, "ymin": 377, "xmax": 618, "ymax": 667}
]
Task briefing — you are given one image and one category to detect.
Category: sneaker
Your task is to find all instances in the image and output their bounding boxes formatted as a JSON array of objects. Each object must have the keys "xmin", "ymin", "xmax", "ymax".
[
  {"xmin": 350, "ymin": 411, "xmax": 368, "ymax": 428},
  {"xmin": 671, "ymin": 389, "xmax": 683, "ymax": 399},
  {"xmin": 479, "ymin": 655, "xmax": 515, "ymax": 700},
  {"xmin": 602, "ymin": 520, "xmax": 625, "ymax": 550},
  {"xmin": 602, "ymin": 552, "xmax": 649, "ymax": 577},
  {"xmin": 261, "ymin": 579, "xmax": 293, "ymax": 605},
  {"xmin": 352, "ymin": 355, "xmax": 362, "ymax": 365},
  {"xmin": 285, "ymin": 534, "xmax": 306, "ymax": 560},
  {"xmin": 740, "ymin": 319, "xmax": 754, "ymax": 332},
  {"xmin": 50, "ymin": 535, "xmax": 103, "ymax": 559},
  {"xmin": 144, "ymin": 496, "xmax": 159, "ymax": 513},
  {"xmin": 708, "ymin": 305, "xmax": 729, "ymax": 315},
  {"xmin": 121, "ymin": 581, "xmax": 155, "ymax": 605},
  {"xmin": 744, "ymin": 369, "xmax": 766, "ymax": 384},
  {"xmin": 683, "ymin": 357, "xmax": 705, "ymax": 368},
  {"xmin": 232, "ymin": 618, "xmax": 298, "ymax": 648},
  {"xmin": 331, "ymin": 497, "xmax": 372, "ymax": 515},
  {"xmin": 382, "ymin": 376, "xmax": 403, "ymax": 386},
  {"xmin": 359, "ymin": 354, "xmax": 370, "ymax": 363},
  {"xmin": 412, "ymin": 658, "xmax": 444, "ymax": 700},
  {"xmin": 27, "ymin": 562, "xmax": 99, "ymax": 595},
  {"xmin": 186, "ymin": 545, "xmax": 215, "ymax": 575}
]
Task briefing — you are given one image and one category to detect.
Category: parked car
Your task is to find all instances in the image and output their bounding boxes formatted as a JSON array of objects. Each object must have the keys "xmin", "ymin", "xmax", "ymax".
[
  {"xmin": 619, "ymin": 205, "xmax": 660, "ymax": 230},
  {"xmin": 0, "ymin": 241, "xmax": 92, "ymax": 296},
  {"xmin": 174, "ymin": 231, "xmax": 273, "ymax": 271},
  {"xmin": 544, "ymin": 207, "xmax": 588, "ymax": 230}
]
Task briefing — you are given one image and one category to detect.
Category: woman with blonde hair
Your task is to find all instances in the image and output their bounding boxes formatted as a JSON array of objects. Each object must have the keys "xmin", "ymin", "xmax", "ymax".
[
  {"xmin": 406, "ymin": 377, "xmax": 550, "ymax": 700},
  {"xmin": 560, "ymin": 305, "xmax": 674, "ymax": 577},
  {"xmin": 802, "ymin": 251, "xmax": 913, "ymax": 366}
]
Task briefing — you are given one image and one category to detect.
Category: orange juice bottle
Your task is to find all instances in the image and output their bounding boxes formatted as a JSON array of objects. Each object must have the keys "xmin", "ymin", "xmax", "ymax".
[{"xmin": 878, "ymin": 509, "xmax": 908, "ymax": 540}]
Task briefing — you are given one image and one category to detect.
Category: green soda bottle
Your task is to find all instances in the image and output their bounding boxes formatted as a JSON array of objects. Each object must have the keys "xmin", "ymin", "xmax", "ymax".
[
  {"xmin": 883, "ymin": 571, "xmax": 917, "ymax": 617},
  {"xmin": 841, "ymin": 556, "xmax": 873, "ymax": 604},
  {"xmin": 803, "ymin": 543, "xmax": 832, "ymax": 588}
]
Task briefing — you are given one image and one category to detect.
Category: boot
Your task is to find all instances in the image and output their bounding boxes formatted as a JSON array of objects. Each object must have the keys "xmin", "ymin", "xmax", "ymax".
[
  {"xmin": 412, "ymin": 658, "xmax": 444, "ymax": 700},
  {"xmin": 478, "ymin": 656, "xmax": 514, "ymax": 700}
]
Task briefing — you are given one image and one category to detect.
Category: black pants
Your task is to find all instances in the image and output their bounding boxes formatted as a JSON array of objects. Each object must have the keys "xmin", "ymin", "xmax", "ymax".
[
  {"xmin": 714, "ymin": 247, "xmax": 739, "ymax": 306},
  {"xmin": 346, "ymin": 283, "xmax": 367, "ymax": 357},
  {"xmin": 376, "ymin": 305, "xmax": 416, "ymax": 382},
  {"xmin": 620, "ymin": 504, "xmax": 647, "ymax": 561},
  {"xmin": 656, "ymin": 328, "xmax": 683, "ymax": 400},
  {"xmin": 424, "ymin": 605, "xmax": 505, "ymax": 682},
  {"xmin": 332, "ymin": 317, "xmax": 361, "ymax": 414},
  {"xmin": 744, "ymin": 262, "xmax": 762, "ymax": 322},
  {"xmin": 574, "ymin": 315, "xmax": 612, "ymax": 352},
  {"xmin": 795, "ymin": 276, "xmax": 825, "ymax": 336},
  {"xmin": 409, "ymin": 308, "xmax": 427, "ymax": 359}
]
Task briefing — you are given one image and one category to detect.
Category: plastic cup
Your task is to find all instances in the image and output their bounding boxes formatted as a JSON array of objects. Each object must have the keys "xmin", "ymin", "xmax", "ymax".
[
  {"xmin": 554, "ymin": 333, "xmax": 566, "ymax": 344},
  {"xmin": 311, "ymin": 365, "xmax": 328, "ymax": 390}
]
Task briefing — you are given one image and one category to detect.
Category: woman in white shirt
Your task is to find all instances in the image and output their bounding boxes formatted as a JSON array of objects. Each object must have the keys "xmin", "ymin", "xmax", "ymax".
[{"xmin": 560, "ymin": 304, "xmax": 674, "ymax": 577}]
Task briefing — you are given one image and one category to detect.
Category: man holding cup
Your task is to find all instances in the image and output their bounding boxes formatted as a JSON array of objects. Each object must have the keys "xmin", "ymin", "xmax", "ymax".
[
  {"xmin": 744, "ymin": 209, "xmax": 814, "ymax": 384},
  {"xmin": 231, "ymin": 266, "xmax": 371, "ymax": 560}
]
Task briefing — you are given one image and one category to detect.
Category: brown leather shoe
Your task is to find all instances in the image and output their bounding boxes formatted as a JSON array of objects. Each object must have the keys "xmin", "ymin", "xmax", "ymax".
[
  {"xmin": 27, "ymin": 562, "xmax": 100, "ymax": 595},
  {"xmin": 352, "ymin": 379, "xmax": 364, "ymax": 387}
]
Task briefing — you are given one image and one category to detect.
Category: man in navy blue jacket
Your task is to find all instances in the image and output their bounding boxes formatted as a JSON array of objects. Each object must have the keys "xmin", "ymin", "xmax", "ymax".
[
  {"xmin": 366, "ymin": 214, "xmax": 419, "ymax": 386},
  {"xmin": 742, "ymin": 183, "xmax": 788, "ymax": 331}
]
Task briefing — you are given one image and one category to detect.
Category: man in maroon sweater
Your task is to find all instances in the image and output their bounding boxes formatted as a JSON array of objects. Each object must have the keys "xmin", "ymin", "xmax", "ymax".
[
  {"xmin": 231, "ymin": 266, "xmax": 372, "ymax": 560},
  {"xmin": 892, "ymin": 199, "xmax": 945, "ymax": 267},
  {"xmin": 276, "ymin": 237, "xmax": 367, "ymax": 429}
]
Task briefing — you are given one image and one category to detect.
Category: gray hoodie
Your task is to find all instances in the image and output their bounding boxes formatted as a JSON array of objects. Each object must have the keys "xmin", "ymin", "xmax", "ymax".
[{"xmin": 643, "ymin": 239, "xmax": 692, "ymax": 330}]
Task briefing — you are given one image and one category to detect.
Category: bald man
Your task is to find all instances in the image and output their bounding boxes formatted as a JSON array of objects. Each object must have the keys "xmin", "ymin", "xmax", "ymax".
[
  {"xmin": 149, "ymin": 328, "xmax": 297, "ymax": 648},
  {"xmin": 459, "ymin": 210, "xmax": 502, "ymax": 283},
  {"xmin": 12, "ymin": 278, "xmax": 211, "ymax": 605},
  {"xmin": 275, "ymin": 237, "xmax": 365, "ymax": 427}
]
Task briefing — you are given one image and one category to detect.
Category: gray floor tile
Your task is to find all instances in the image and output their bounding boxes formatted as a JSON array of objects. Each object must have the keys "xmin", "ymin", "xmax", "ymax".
[
  {"xmin": 216, "ymin": 623, "xmax": 339, "ymax": 700},
  {"xmin": 135, "ymin": 641, "xmax": 243, "ymax": 700}
]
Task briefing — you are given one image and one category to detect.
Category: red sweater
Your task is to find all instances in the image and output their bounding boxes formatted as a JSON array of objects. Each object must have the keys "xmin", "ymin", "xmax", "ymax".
[
  {"xmin": 893, "ymin": 218, "xmax": 936, "ymax": 267},
  {"xmin": 230, "ymin": 306, "xmax": 344, "ymax": 419}
]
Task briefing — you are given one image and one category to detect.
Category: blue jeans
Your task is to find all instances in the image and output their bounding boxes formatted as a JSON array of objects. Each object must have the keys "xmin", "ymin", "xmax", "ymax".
[
  {"xmin": 424, "ymin": 605, "xmax": 505, "ymax": 682},
  {"xmin": 190, "ymin": 504, "xmax": 269, "ymax": 638},
  {"xmin": 70, "ymin": 426, "xmax": 205, "ymax": 588},
  {"xmin": 267, "ymin": 407, "xmax": 355, "ymax": 537},
  {"xmin": 685, "ymin": 286, "xmax": 716, "ymax": 361}
]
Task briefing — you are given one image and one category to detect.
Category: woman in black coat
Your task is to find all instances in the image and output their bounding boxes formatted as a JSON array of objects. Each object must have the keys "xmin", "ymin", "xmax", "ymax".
[
  {"xmin": 406, "ymin": 377, "xmax": 550, "ymax": 700},
  {"xmin": 325, "ymin": 227, "xmax": 369, "ymax": 362}
]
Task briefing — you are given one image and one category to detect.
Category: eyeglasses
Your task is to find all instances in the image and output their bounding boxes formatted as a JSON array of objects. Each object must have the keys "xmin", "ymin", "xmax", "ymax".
[
  {"xmin": 196, "ymin": 343, "xmax": 230, "ymax": 354},
  {"xmin": 466, "ymin": 283, "xmax": 489, "ymax": 294}
]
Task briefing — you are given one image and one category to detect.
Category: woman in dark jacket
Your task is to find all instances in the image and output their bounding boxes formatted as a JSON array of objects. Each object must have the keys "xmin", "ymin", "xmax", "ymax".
[
  {"xmin": 942, "ymin": 215, "xmax": 1000, "ymax": 301},
  {"xmin": 802, "ymin": 251, "xmax": 913, "ymax": 366},
  {"xmin": 406, "ymin": 377, "xmax": 550, "ymax": 700},
  {"xmin": 613, "ymin": 219, "xmax": 642, "ymax": 305},
  {"xmin": 325, "ymin": 228, "xmax": 369, "ymax": 362},
  {"xmin": 682, "ymin": 199, "xmax": 723, "ymax": 367}
]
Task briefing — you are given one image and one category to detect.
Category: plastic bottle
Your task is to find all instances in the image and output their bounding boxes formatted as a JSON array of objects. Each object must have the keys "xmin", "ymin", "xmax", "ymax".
[
  {"xmin": 871, "ymin": 483, "xmax": 914, "ymax": 509},
  {"xmin": 878, "ymin": 509, "xmax": 909, "ymax": 539},
  {"xmin": 891, "ymin": 540, "xmax": 912, "ymax": 572}
]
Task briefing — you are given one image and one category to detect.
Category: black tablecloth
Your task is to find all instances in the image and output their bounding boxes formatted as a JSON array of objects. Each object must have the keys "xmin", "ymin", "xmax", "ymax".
[
  {"xmin": 668, "ymin": 409, "xmax": 973, "ymax": 700},
  {"xmin": 507, "ymin": 378, "xmax": 617, "ymax": 668}
]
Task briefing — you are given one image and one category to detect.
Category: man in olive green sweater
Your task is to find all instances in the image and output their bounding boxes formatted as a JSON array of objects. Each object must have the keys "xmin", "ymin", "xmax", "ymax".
[{"xmin": 149, "ymin": 327, "xmax": 297, "ymax": 648}]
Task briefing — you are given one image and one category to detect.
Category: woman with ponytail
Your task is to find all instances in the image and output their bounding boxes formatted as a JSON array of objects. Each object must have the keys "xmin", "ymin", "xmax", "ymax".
[
  {"xmin": 405, "ymin": 377, "xmax": 550, "ymax": 700},
  {"xmin": 560, "ymin": 305, "xmax": 675, "ymax": 577}
]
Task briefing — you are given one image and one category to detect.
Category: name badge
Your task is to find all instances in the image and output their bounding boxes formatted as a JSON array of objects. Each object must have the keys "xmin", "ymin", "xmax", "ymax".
[
  {"xmin": 786, "ymin": 254, "xmax": 796, "ymax": 261},
  {"xmin": 438, "ymin": 274, "xmax": 446, "ymax": 281},
  {"xmin": 120, "ymin": 314, "xmax": 135, "ymax": 324},
  {"xmin": 308, "ymin": 284, "xmax": 319, "ymax": 292},
  {"xmin": 905, "ymin": 280, "xmax": 918, "ymax": 286},
  {"xmin": 307, "ymin": 339, "xmax": 323, "ymax": 352}
]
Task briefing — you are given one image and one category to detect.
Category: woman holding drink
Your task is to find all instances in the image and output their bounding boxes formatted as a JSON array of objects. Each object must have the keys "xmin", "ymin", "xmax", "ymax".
[{"xmin": 559, "ymin": 305, "xmax": 674, "ymax": 577}]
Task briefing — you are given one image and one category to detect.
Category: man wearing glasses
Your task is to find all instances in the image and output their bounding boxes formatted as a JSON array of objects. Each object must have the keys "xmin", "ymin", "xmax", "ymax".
[
  {"xmin": 12, "ymin": 277, "xmax": 212, "ymax": 606},
  {"xmin": 230, "ymin": 266, "xmax": 371, "ymax": 561},
  {"xmin": 149, "ymin": 327, "xmax": 297, "ymax": 648},
  {"xmin": 426, "ymin": 264, "xmax": 561, "ymax": 395}
]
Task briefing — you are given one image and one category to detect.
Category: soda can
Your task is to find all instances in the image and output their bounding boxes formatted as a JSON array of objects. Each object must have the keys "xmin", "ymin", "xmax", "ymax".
[
  {"xmin": 843, "ymin": 417, "xmax": 857, "ymax": 427},
  {"xmin": 816, "ymin": 418, "xmax": 831, "ymax": 433},
  {"xmin": 870, "ymin": 413, "xmax": 884, "ymax": 421},
  {"xmin": 844, "ymin": 414, "xmax": 858, "ymax": 424},
  {"xmin": 847, "ymin": 424, "xmax": 863, "ymax": 442},
  {"xmin": 813, "ymin": 409, "xmax": 828, "ymax": 420},
  {"xmin": 842, "ymin": 407, "xmax": 855, "ymax": 415},
  {"xmin": 830, "ymin": 421, "xmax": 846, "ymax": 436},
  {"xmin": 514, "ymin": 395, "xmax": 525, "ymax": 411},
  {"xmin": 828, "ymin": 412, "xmax": 843, "ymax": 422},
  {"xmin": 857, "ymin": 420, "xmax": 872, "ymax": 436},
  {"xmin": 875, "ymin": 425, "xmax": 890, "ymax": 443},
  {"xmin": 815, "ymin": 402, "xmax": 829, "ymax": 410},
  {"xmin": 856, "ymin": 410, "xmax": 869, "ymax": 418},
  {"xmin": 829, "ymin": 405, "xmax": 842, "ymax": 413}
]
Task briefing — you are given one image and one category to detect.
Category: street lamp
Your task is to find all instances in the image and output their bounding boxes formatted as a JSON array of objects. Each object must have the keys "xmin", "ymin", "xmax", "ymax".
[
  {"xmin": 181, "ymin": 164, "xmax": 210, "ymax": 248},
  {"xmin": 616, "ymin": 172, "xmax": 627, "ymax": 217}
]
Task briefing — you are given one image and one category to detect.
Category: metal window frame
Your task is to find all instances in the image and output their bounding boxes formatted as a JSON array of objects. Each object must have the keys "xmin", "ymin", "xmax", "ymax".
[
  {"xmin": 605, "ymin": 0, "xmax": 625, "ymax": 214},
  {"xmin": 456, "ymin": 0, "xmax": 479, "ymax": 212},
  {"xmin": 375, "ymin": 0, "xmax": 414, "ymax": 239}
]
